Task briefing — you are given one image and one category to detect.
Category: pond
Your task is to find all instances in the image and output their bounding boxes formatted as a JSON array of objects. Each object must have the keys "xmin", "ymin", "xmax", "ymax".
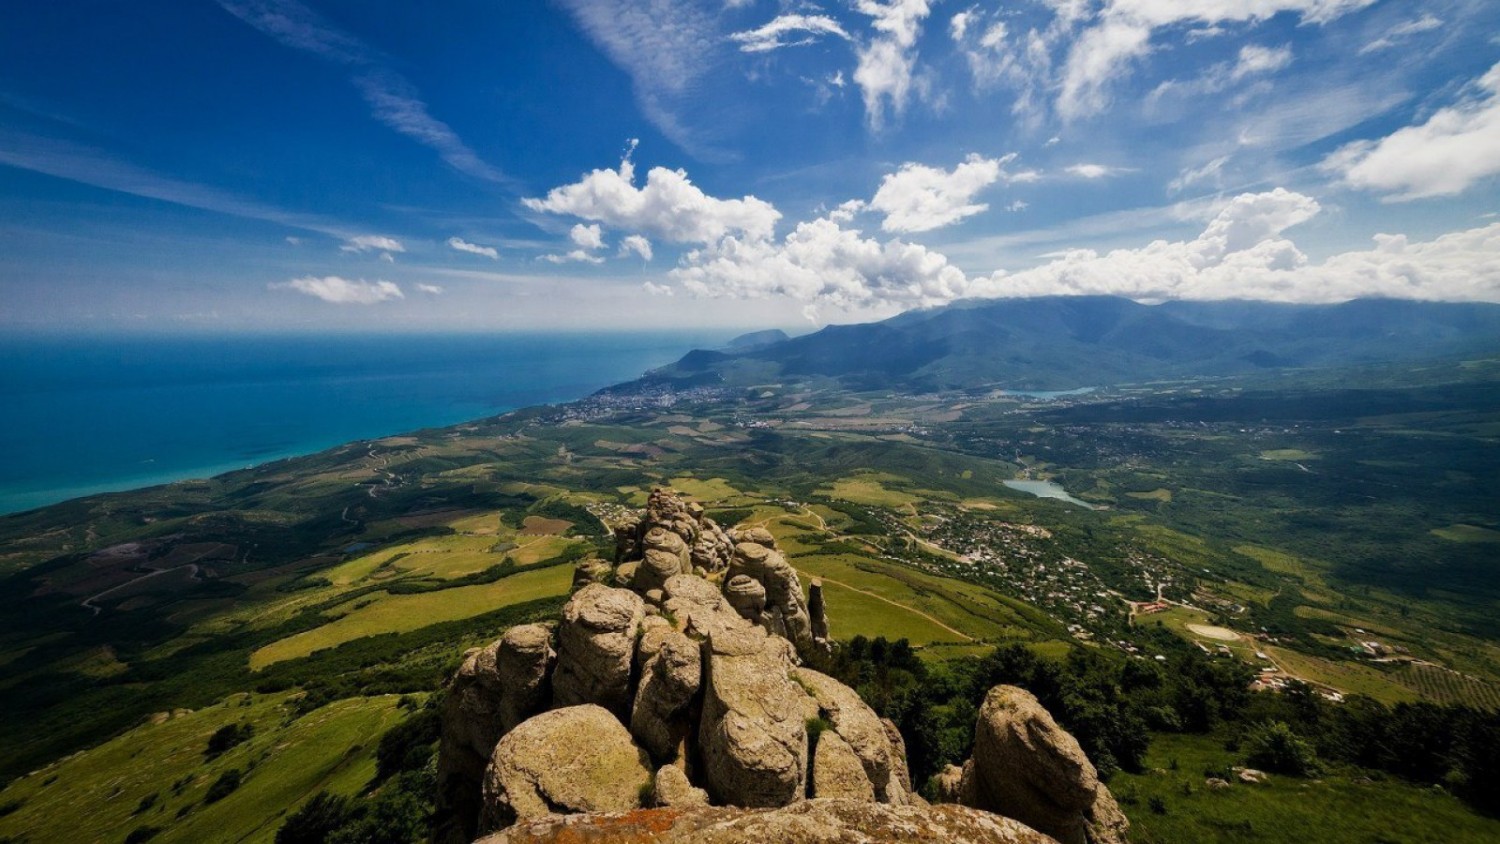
[{"xmin": 1002, "ymin": 479, "xmax": 1099, "ymax": 510}]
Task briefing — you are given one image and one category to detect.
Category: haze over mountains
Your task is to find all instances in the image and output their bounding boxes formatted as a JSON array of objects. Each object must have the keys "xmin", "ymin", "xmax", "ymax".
[{"xmin": 634, "ymin": 297, "xmax": 1500, "ymax": 392}]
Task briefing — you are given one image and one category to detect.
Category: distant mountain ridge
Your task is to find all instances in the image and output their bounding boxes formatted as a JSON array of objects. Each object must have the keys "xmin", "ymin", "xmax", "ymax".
[{"xmin": 621, "ymin": 297, "xmax": 1500, "ymax": 392}]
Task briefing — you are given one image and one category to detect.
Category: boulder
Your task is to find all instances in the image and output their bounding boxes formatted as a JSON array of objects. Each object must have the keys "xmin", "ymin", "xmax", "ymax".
[
  {"xmin": 572, "ymin": 558, "xmax": 614, "ymax": 592},
  {"xmin": 882, "ymin": 718, "xmax": 914, "ymax": 804},
  {"xmin": 494, "ymin": 624, "xmax": 554, "ymax": 734},
  {"xmin": 653, "ymin": 763, "xmax": 710, "ymax": 808},
  {"xmin": 698, "ymin": 627, "xmax": 809, "ymax": 807},
  {"xmin": 811, "ymin": 731, "xmax": 876, "ymax": 801},
  {"xmin": 808, "ymin": 579, "xmax": 829, "ymax": 642},
  {"xmin": 474, "ymin": 799, "xmax": 1058, "ymax": 844},
  {"xmin": 933, "ymin": 763, "xmax": 969, "ymax": 805},
  {"xmin": 792, "ymin": 668, "xmax": 894, "ymax": 802},
  {"xmin": 552, "ymin": 585, "xmax": 644, "ymax": 716},
  {"xmin": 630, "ymin": 630, "xmax": 703, "ymax": 762},
  {"xmin": 480, "ymin": 705, "xmax": 653, "ymax": 833},
  {"xmin": 724, "ymin": 574, "xmax": 767, "ymax": 623},
  {"xmin": 964, "ymin": 685, "xmax": 1128, "ymax": 844},
  {"xmin": 690, "ymin": 517, "xmax": 735, "ymax": 573}
]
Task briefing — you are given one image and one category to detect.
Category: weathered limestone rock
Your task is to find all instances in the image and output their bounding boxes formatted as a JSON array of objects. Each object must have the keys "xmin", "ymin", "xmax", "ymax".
[
  {"xmin": 630, "ymin": 630, "xmax": 703, "ymax": 762},
  {"xmin": 811, "ymin": 731, "xmax": 876, "ymax": 801},
  {"xmin": 724, "ymin": 574, "xmax": 766, "ymax": 623},
  {"xmin": 436, "ymin": 642, "xmax": 505, "ymax": 844},
  {"xmin": 474, "ymin": 799, "xmax": 1059, "ymax": 844},
  {"xmin": 792, "ymin": 668, "xmax": 894, "ymax": 802},
  {"xmin": 552, "ymin": 584, "xmax": 644, "ymax": 716},
  {"xmin": 572, "ymin": 558, "xmax": 614, "ymax": 592},
  {"xmin": 690, "ymin": 517, "xmax": 735, "ymax": 573},
  {"xmin": 733, "ymin": 526, "xmax": 778, "ymax": 548},
  {"xmin": 808, "ymin": 579, "xmax": 829, "ymax": 642},
  {"xmin": 934, "ymin": 763, "xmax": 969, "ymax": 805},
  {"xmin": 494, "ymin": 624, "xmax": 555, "ymax": 734},
  {"xmin": 662, "ymin": 573, "xmax": 751, "ymax": 641},
  {"xmin": 653, "ymin": 763, "xmax": 710, "ymax": 808},
  {"xmin": 963, "ymin": 685, "xmax": 1128, "ymax": 844},
  {"xmin": 480, "ymin": 704, "xmax": 653, "ymax": 833},
  {"xmin": 882, "ymin": 717, "xmax": 914, "ymax": 805},
  {"xmin": 698, "ymin": 627, "xmax": 809, "ymax": 807}
]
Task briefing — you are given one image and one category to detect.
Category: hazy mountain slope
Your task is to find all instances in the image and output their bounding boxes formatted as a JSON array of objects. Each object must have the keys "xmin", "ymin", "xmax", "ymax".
[{"xmin": 625, "ymin": 297, "xmax": 1500, "ymax": 392}]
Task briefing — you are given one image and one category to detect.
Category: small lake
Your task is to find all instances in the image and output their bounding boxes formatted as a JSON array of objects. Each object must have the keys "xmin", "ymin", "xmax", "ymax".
[
  {"xmin": 1001, "ymin": 387, "xmax": 1096, "ymax": 400},
  {"xmin": 1003, "ymin": 479, "xmax": 1099, "ymax": 510}
]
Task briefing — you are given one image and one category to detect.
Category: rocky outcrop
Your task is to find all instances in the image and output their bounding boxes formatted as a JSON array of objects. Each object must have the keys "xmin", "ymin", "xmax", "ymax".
[
  {"xmin": 474, "ymin": 799, "xmax": 1058, "ymax": 844},
  {"xmin": 551, "ymin": 584, "xmax": 644, "ymax": 717},
  {"xmin": 439, "ymin": 490, "xmax": 1104, "ymax": 844},
  {"xmin": 954, "ymin": 685, "xmax": 1128, "ymax": 844},
  {"xmin": 436, "ymin": 624, "xmax": 555, "ymax": 844},
  {"xmin": 480, "ymin": 704, "xmax": 653, "ymax": 833},
  {"xmin": 698, "ymin": 627, "xmax": 808, "ymax": 808}
]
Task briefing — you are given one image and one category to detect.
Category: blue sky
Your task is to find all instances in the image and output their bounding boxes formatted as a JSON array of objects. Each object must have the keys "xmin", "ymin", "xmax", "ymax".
[{"xmin": 2, "ymin": 0, "xmax": 1498, "ymax": 332}]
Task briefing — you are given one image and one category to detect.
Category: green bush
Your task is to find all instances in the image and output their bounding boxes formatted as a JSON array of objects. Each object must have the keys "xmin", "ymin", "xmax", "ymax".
[
  {"xmin": 1244, "ymin": 721, "xmax": 1319, "ymax": 776},
  {"xmin": 204, "ymin": 768, "xmax": 243, "ymax": 803},
  {"xmin": 275, "ymin": 792, "xmax": 354, "ymax": 844}
]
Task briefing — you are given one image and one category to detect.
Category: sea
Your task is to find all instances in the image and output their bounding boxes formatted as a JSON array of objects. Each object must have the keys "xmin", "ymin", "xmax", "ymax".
[{"xmin": 0, "ymin": 331, "xmax": 731, "ymax": 515}]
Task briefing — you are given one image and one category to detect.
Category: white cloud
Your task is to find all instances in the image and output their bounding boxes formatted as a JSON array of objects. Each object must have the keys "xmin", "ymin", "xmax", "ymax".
[
  {"xmin": 285, "ymin": 236, "xmax": 302, "ymax": 245},
  {"xmin": 1168, "ymin": 155, "xmax": 1230, "ymax": 194},
  {"xmin": 217, "ymin": 0, "xmax": 504, "ymax": 182},
  {"xmin": 524, "ymin": 147, "xmax": 780, "ymax": 244},
  {"xmin": 619, "ymin": 234, "xmax": 654, "ymax": 260},
  {"xmin": 1230, "ymin": 44, "xmax": 1293, "ymax": 81},
  {"xmin": 551, "ymin": 0, "xmax": 721, "ymax": 156},
  {"xmin": 1360, "ymin": 14, "xmax": 1442, "ymax": 54},
  {"xmin": 853, "ymin": 0, "xmax": 934, "ymax": 129},
  {"xmin": 977, "ymin": 192, "xmax": 1500, "ymax": 303},
  {"xmin": 416, "ymin": 283, "xmax": 444, "ymax": 295},
  {"xmin": 272, "ymin": 276, "xmax": 404, "ymax": 304},
  {"xmin": 643, "ymin": 281, "xmax": 674, "ymax": 296},
  {"xmin": 541, "ymin": 250, "xmax": 605, "ymax": 265},
  {"xmin": 570, "ymin": 223, "xmax": 606, "ymax": 251},
  {"xmin": 671, "ymin": 215, "xmax": 970, "ymax": 309},
  {"xmin": 869, "ymin": 153, "xmax": 1022, "ymax": 233},
  {"xmin": 1058, "ymin": 0, "xmax": 1371, "ymax": 120},
  {"xmin": 1007, "ymin": 200, "xmax": 1029, "ymax": 212},
  {"xmin": 1323, "ymin": 61, "xmax": 1500, "ymax": 201},
  {"xmin": 448, "ymin": 236, "xmax": 499, "ymax": 259},
  {"xmin": 342, "ymin": 235, "xmax": 405, "ymax": 254},
  {"xmin": 1065, "ymin": 163, "xmax": 1134, "ymax": 179},
  {"xmin": 730, "ymin": 14, "xmax": 850, "ymax": 52}
]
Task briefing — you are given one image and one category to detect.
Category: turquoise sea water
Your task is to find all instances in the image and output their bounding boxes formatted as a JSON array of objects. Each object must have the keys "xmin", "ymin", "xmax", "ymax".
[{"xmin": 0, "ymin": 331, "xmax": 728, "ymax": 515}]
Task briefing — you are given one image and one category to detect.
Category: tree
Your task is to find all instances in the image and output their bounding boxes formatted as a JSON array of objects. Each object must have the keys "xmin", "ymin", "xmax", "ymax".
[{"xmin": 1244, "ymin": 721, "xmax": 1318, "ymax": 776}]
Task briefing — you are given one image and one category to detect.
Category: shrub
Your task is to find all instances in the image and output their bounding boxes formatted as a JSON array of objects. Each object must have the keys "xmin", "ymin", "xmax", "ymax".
[
  {"xmin": 204, "ymin": 723, "xmax": 255, "ymax": 760},
  {"xmin": 276, "ymin": 792, "xmax": 354, "ymax": 844},
  {"xmin": 204, "ymin": 769, "xmax": 243, "ymax": 804},
  {"xmin": 1244, "ymin": 721, "xmax": 1319, "ymax": 776},
  {"xmin": 124, "ymin": 826, "xmax": 163, "ymax": 844}
]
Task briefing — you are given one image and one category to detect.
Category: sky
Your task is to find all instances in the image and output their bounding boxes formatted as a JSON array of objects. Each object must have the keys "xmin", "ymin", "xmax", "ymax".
[{"xmin": 2, "ymin": 0, "xmax": 1499, "ymax": 332}]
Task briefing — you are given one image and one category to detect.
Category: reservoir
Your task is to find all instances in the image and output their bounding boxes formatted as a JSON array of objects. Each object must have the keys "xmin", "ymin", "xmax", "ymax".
[{"xmin": 1003, "ymin": 479, "xmax": 1098, "ymax": 510}]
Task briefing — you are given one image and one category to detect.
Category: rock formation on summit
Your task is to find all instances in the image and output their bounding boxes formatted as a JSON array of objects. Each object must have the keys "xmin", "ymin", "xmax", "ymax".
[
  {"xmin": 946, "ymin": 685, "xmax": 1129, "ymax": 844},
  {"xmin": 437, "ymin": 488, "xmax": 1124, "ymax": 844}
]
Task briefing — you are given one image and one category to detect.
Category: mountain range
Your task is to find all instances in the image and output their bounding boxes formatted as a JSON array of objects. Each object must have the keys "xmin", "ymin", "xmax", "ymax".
[{"xmin": 620, "ymin": 297, "xmax": 1500, "ymax": 393}]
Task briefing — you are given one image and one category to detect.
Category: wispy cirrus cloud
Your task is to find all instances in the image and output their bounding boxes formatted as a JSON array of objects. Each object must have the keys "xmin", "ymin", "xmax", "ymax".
[
  {"xmin": 730, "ymin": 14, "xmax": 850, "ymax": 53},
  {"xmin": 215, "ymin": 0, "xmax": 505, "ymax": 183},
  {"xmin": 341, "ymin": 234, "xmax": 404, "ymax": 254},
  {"xmin": 0, "ymin": 127, "xmax": 350, "ymax": 236}
]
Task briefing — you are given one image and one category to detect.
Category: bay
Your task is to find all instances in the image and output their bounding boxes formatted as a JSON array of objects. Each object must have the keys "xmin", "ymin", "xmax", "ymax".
[{"xmin": 0, "ymin": 331, "xmax": 727, "ymax": 514}]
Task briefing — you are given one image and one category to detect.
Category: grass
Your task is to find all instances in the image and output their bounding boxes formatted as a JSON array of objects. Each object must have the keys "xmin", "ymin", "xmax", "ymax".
[
  {"xmin": 1113, "ymin": 731, "xmax": 1500, "ymax": 844},
  {"xmin": 1263, "ymin": 646, "xmax": 1418, "ymax": 706},
  {"xmin": 666, "ymin": 476, "xmax": 743, "ymax": 501},
  {"xmin": 0, "ymin": 692, "xmax": 405, "ymax": 844},
  {"xmin": 1258, "ymin": 449, "xmax": 1318, "ymax": 461},
  {"xmin": 1430, "ymin": 524, "xmax": 1500, "ymax": 543},
  {"xmin": 815, "ymin": 474, "xmax": 921, "ymax": 508},
  {"xmin": 793, "ymin": 553, "xmax": 1047, "ymax": 645},
  {"xmin": 249, "ymin": 564, "xmax": 574, "ymax": 669},
  {"xmin": 1127, "ymin": 488, "xmax": 1174, "ymax": 502}
]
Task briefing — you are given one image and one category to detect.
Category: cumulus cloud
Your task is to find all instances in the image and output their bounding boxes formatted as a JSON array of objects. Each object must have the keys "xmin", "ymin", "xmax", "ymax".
[
  {"xmin": 643, "ymin": 281, "xmax": 674, "ymax": 296},
  {"xmin": 670, "ymin": 215, "xmax": 970, "ymax": 309},
  {"xmin": 342, "ymin": 235, "xmax": 405, "ymax": 254},
  {"xmin": 668, "ymin": 186, "xmax": 1500, "ymax": 309},
  {"xmin": 272, "ymin": 276, "xmax": 404, "ymax": 304},
  {"xmin": 447, "ymin": 236, "xmax": 498, "ymax": 259},
  {"xmin": 1058, "ymin": 1, "xmax": 1371, "ymax": 120},
  {"xmin": 730, "ymin": 14, "xmax": 850, "ymax": 52},
  {"xmin": 570, "ymin": 222, "xmax": 606, "ymax": 251},
  {"xmin": 523, "ymin": 145, "xmax": 780, "ymax": 244},
  {"xmin": 1322, "ymin": 61, "xmax": 1500, "ymax": 200},
  {"xmin": 869, "ymin": 153, "xmax": 1028, "ymax": 233},
  {"xmin": 977, "ymin": 191, "xmax": 1500, "ymax": 303},
  {"xmin": 619, "ymin": 234, "xmax": 654, "ymax": 260},
  {"xmin": 853, "ymin": 0, "xmax": 934, "ymax": 129}
]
